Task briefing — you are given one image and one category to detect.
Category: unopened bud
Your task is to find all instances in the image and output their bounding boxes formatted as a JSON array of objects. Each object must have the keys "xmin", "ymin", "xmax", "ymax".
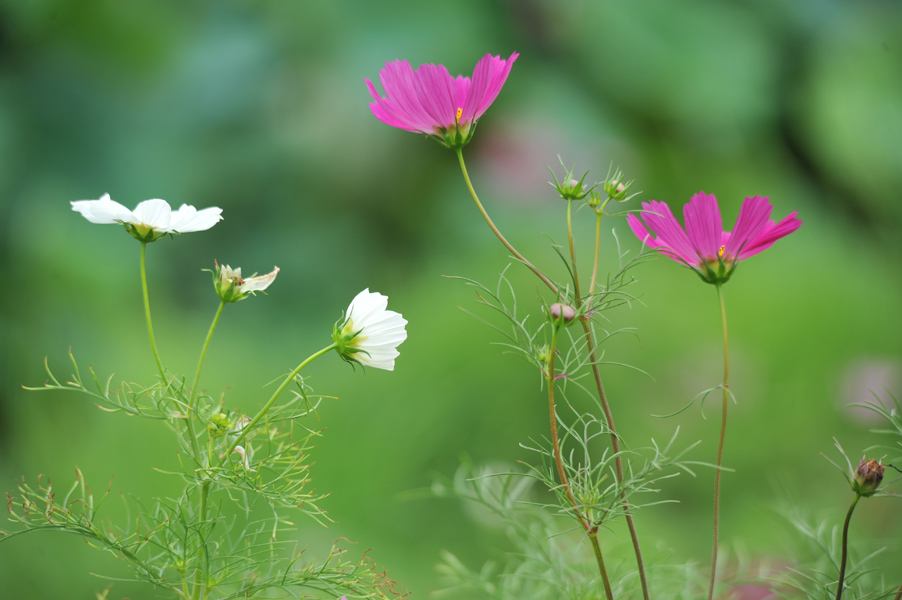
[
  {"xmin": 549, "ymin": 303, "xmax": 577, "ymax": 325},
  {"xmin": 852, "ymin": 457, "xmax": 884, "ymax": 497}
]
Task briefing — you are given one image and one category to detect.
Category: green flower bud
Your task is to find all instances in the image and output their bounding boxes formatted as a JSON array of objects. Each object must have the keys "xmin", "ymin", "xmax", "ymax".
[
  {"xmin": 549, "ymin": 162, "xmax": 594, "ymax": 201},
  {"xmin": 602, "ymin": 166, "xmax": 635, "ymax": 203}
]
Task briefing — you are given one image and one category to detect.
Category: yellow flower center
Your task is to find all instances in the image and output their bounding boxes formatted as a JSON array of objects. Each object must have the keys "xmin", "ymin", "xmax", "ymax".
[
  {"xmin": 718, "ymin": 245, "xmax": 725, "ymax": 258},
  {"xmin": 455, "ymin": 107, "xmax": 462, "ymax": 124}
]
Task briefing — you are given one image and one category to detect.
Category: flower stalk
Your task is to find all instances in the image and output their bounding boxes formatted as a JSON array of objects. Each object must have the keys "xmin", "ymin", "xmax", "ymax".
[
  {"xmin": 834, "ymin": 493, "xmax": 860, "ymax": 600},
  {"xmin": 225, "ymin": 343, "xmax": 338, "ymax": 460},
  {"xmin": 708, "ymin": 283, "xmax": 730, "ymax": 600},
  {"xmin": 186, "ymin": 299, "xmax": 227, "ymax": 461},
  {"xmin": 140, "ymin": 241, "xmax": 166, "ymax": 380},
  {"xmin": 456, "ymin": 149, "xmax": 559, "ymax": 295}
]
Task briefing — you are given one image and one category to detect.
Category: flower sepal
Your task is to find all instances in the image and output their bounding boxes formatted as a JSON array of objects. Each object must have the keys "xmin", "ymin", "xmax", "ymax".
[
  {"xmin": 438, "ymin": 117, "xmax": 476, "ymax": 150},
  {"xmin": 693, "ymin": 253, "xmax": 738, "ymax": 286},
  {"xmin": 549, "ymin": 163, "xmax": 594, "ymax": 201}
]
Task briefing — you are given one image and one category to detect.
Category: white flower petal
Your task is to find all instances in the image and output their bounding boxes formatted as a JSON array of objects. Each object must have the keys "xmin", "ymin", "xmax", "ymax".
[
  {"xmin": 341, "ymin": 289, "xmax": 407, "ymax": 371},
  {"xmin": 132, "ymin": 199, "xmax": 173, "ymax": 230},
  {"xmin": 170, "ymin": 204, "xmax": 223, "ymax": 232},
  {"xmin": 240, "ymin": 267, "xmax": 279, "ymax": 293},
  {"xmin": 71, "ymin": 194, "xmax": 135, "ymax": 224}
]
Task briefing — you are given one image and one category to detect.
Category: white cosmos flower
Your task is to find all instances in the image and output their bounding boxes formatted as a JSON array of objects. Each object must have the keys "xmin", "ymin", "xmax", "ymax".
[
  {"xmin": 71, "ymin": 194, "xmax": 223, "ymax": 241},
  {"xmin": 333, "ymin": 289, "xmax": 408, "ymax": 371},
  {"xmin": 213, "ymin": 262, "xmax": 280, "ymax": 303}
]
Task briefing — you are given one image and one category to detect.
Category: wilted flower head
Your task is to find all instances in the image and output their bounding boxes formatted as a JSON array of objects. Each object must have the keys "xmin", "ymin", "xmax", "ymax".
[
  {"xmin": 366, "ymin": 52, "xmax": 518, "ymax": 149},
  {"xmin": 627, "ymin": 192, "xmax": 801, "ymax": 285},
  {"xmin": 71, "ymin": 194, "xmax": 223, "ymax": 242},
  {"xmin": 333, "ymin": 289, "xmax": 408, "ymax": 371},
  {"xmin": 211, "ymin": 261, "xmax": 279, "ymax": 303},
  {"xmin": 852, "ymin": 457, "xmax": 885, "ymax": 497}
]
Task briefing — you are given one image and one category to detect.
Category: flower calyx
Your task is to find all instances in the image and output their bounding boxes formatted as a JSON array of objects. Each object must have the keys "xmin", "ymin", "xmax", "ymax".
[
  {"xmin": 852, "ymin": 457, "xmax": 885, "ymax": 497},
  {"xmin": 602, "ymin": 165, "xmax": 638, "ymax": 204},
  {"xmin": 211, "ymin": 260, "xmax": 279, "ymax": 303},
  {"xmin": 549, "ymin": 162, "xmax": 594, "ymax": 201}
]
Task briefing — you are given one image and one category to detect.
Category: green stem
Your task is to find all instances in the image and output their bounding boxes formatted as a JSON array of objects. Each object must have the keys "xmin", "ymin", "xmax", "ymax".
[
  {"xmin": 708, "ymin": 283, "xmax": 730, "ymax": 600},
  {"xmin": 140, "ymin": 241, "xmax": 166, "ymax": 380},
  {"xmin": 566, "ymin": 200, "xmax": 582, "ymax": 297},
  {"xmin": 224, "ymin": 343, "xmax": 338, "ymax": 461},
  {"xmin": 834, "ymin": 494, "xmax": 861, "ymax": 600},
  {"xmin": 588, "ymin": 211, "xmax": 603, "ymax": 305},
  {"xmin": 186, "ymin": 300, "xmax": 227, "ymax": 461},
  {"xmin": 590, "ymin": 533, "xmax": 615, "ymax": 600},
  {"xmin": 546, "ymin": 326, "xmax": 613, "ymax": 600},
  {"xmin": 192, "ymin": 480, "xmax": 212, "ymax": 600},
  {"xmin": 455, "ymin": 148, "xmax": 558, "ymax": 296}
]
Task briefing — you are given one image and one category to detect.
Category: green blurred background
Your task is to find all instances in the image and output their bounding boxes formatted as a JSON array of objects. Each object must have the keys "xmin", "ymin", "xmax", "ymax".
[{"xmin": 1, "ymin": 0, "xmax": 901, "ymax": 597}]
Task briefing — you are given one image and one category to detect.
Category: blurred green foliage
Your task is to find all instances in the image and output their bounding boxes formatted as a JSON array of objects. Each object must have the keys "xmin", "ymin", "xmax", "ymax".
[{"xmin": 1, "ymin": 0, "xmax": 901, "ymax": 597}]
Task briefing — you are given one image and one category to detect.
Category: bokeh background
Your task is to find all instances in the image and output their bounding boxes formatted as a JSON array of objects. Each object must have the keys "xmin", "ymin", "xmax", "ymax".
[{"xmin": 1, "ymin": 0, "xmax": 901, "ymax": 597}]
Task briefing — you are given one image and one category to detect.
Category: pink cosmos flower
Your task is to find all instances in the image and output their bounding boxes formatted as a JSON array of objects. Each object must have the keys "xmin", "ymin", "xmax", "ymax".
[
  {"xmin": 365, "ymin": 52, "xmax": 519, "ymax": 149},
  {"xmin": 627, "ymin": 192, "xmax": 801, "ymax": 284}
]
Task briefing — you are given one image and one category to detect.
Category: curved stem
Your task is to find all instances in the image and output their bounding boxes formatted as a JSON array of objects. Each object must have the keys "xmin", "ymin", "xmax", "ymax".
[
  {"xmin": 224, "ymin": 343, "xmax": 337, "ymax": 460},
  {"xmin": 546, "ymin": 325, "xmax": 613, "ymax": 600},
  {"xmin": 186, "ymin": 300, "xmax": 226, "ymax": 461},
  {"xmin": 456, "ymin": 149, "xmax": 558, "ymax": 296},
  {"xmin": 140, "ymin": 241, "xmax": 166, "ymax": 380},
  {"xmin": 708, "ymin": 283, "xmax": 730, "ymax": 600},
  {"xmin": 834, "ymin": 494, "xmax": 861, "ymax": 600}
]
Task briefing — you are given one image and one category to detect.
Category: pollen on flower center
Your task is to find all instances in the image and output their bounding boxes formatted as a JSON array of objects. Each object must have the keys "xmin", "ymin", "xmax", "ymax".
[
  {"xmin": 718, "ymin": 245, "xmax": 725, "ymax": 257},
  {"xmin": 455, "ymin": 107, "xmax": 462, "ymax": 124}
]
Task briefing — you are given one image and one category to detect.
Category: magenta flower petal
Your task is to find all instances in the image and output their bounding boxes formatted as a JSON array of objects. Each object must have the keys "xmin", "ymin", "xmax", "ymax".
[
  {"xmin": 683, "ymin": 192, "xmax": 723, "ymax": 261},
  {"xmin": 366, "ymin": 52, "xmax": 518, "ymax": 148},
  {"xmin": 739, "ymin": 211, "xmax": 802, "ymax": 259},
  {"xmin": 724, "ymin": 195, "xmax": 771, "ymax": 258},
  {"xmin": 460, "ymin": 52, "xmax": 519, "ymax": 123},
  {"xmin": 638, "ymin": 200, "xmax": 698, "ymax": 264},
  {"xmin": 629, "ymin": 192, "xmax": 801, "ymax": 285}
]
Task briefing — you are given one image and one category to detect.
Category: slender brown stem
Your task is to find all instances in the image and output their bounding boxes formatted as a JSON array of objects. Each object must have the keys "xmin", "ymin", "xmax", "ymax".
[
  {"xmin": 892, "ymin": 582, "xmax": 902, "ymax": 600},
  {"xmin": 569, "ymin": 202, "xmax": 650, "ymax": 600},
  {"xmin": 708, "ymin": 283, "xmax": 730, "ymax": 600},
  {"xmin": 547, "ymin": 326, "xmax": 614, "ymax": 600},
  {"xmin": 834, "ymin": 494, "xmax": 860, "ymax": 600},
  {"xmin": 456, "ymin": 149, "xmax": 558, "ymax": 296}
]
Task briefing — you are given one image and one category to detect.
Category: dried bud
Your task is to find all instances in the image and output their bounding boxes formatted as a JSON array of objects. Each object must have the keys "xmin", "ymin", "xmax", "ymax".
[
  {"xmin": 549, "ymin": 303, "xmax": 577, "ymax": 325},
  {"xmin": 852, "ymin": 457, "xmax": 885, "ymax": 497}
]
